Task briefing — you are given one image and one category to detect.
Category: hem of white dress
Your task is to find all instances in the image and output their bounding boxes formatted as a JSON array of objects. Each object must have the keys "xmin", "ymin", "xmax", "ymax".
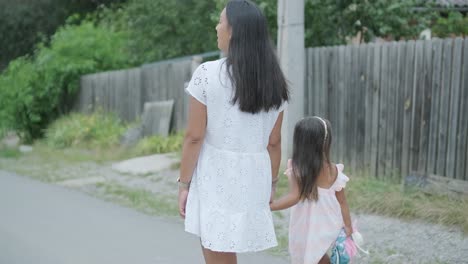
[{"xmin": 184, "ymin": 228, "xmax": 278, "ymax": 253}]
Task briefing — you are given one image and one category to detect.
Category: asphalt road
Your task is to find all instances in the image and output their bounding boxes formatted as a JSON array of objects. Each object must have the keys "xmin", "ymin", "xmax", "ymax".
[{"xmin": 0, "ymin": 170, "xmax": 288, "ymax": 264}]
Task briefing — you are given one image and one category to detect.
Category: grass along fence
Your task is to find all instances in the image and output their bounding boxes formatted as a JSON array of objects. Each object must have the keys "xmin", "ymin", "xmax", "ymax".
[{"xmin": 306, "ymin": 37, "xmax": 468, "ymax": 181}]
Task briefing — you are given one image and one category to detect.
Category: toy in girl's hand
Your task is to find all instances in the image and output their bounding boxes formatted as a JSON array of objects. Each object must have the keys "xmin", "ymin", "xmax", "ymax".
[
  {"xmin": 331, "ymin": 228, "xmax": 355, "ymax": 264},
  {"xmin": 331, "ymin": 226, "xmax": 369, "ymax": 264}
]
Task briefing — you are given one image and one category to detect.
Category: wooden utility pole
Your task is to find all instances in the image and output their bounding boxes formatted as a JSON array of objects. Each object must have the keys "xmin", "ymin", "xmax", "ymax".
[{"xmin": 278, "ymin": 0, "xmax": 305, "ymax": 159}]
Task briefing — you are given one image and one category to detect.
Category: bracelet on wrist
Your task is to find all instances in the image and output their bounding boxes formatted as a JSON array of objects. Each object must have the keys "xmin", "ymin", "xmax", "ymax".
[
  {"xmin": 272, "ymin": 177, "xmax": 279, "ymax": 185},
  {"xmin": 177, "ymin": 177, "xmax": 191, "ymax": 189}
]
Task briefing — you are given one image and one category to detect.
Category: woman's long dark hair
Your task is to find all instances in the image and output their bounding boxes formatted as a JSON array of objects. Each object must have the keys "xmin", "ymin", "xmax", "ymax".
[
  {"xmin": 225, "ymin": 0, "xmax": 289, "ymax": 113},
  {"xmin": 292, "ymin": 117, "xmax": 332, "ymax": 201}
]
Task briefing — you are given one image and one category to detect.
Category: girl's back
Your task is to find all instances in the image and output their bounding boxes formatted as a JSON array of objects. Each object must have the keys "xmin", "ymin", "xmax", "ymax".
[{"xmin": 288, "ymin": 163, "xmax": 349, "ymax": 264}]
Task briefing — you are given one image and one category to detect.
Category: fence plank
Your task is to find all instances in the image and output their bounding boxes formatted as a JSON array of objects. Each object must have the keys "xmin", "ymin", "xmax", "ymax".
[
  {"xmin": 344, "ymin": 46, "xmax": 353, "ymax": 165},
  {"xmin": 304, "ymin": 49, "xmax": 310, "ymax": 115},
  {"xmin": 320, "ymin": 48, "xmax": 329, "ymax": 117},
  {"xmin": 313, "ymin": 48, "xmax": 321, "ymax": 115},
  {"xmin": 393, "ymin": 41, "xmax": 406, "ymax": 176},
  {"xmin": 377, "ymin": 43, "xmax": 390, "ymax": 178},
  {"xmin": 402, "ymin": 41, "xmax": 416, "ymax": 177},
  {"xmin": 419, "ymin": 41, "xmax": 433, "ymax": 173},
  {"xmin": 385, "ymin": 42, "xmax": 398, "ymax": 178},
  {"xmin": 427, "ymin": 39, "xmax": 443, "ymax": 174},
  {"xmin": 328, "ymin": 48, "xmax": 340, "ymax": 160},
  {"xmin": 364, "ymin": 43, "xmax": 374, "ymax": 173},
  {"xmin": 436, "ymin": 39, "xmax": 454, "ymax": 176},
  {"xmin": 77, "ymin": 76, "xmax": 94, "ymax": 113},
  {"xmin": 370, "ymin": 44, "xmax": 381, "ymax": 178},
  {"xmin": 307, "ymin": 48, "xmax": 314, "ymax": 116},
  {"xmin": 346, "ymin": 45, "xmax": 359, "ymax": 170},
  {"xmin": 356, "ymin": 45, "xmax": 367, "ymax": 170},
  {"xmin": 337, "ymin": 46, "xmax": 346, "ymax": 162},
  {"xmin": 446, "ymin": 38, "xmax": 463, "ymax": 179},
  {"xmin": 410, "ymin": 41, "xmax": 425, "ymax": 173},
  {"xmin": 456, "ymin": 38, "xmax": 468, "ymax": 180}
]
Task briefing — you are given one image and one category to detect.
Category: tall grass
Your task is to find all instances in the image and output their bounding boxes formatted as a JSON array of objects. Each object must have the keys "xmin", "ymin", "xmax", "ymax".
[
  {"xmin": 130, "ymin": 132, "xmax": 184, "ymax": 156},
  {"xmin": 275, "ymin": 167, "xmax": 468, "ymax": 233},
  {"xmin": 45, "ymin": 111, "xmax": 126, "ymax": 149},
  {"xmin": 43, "ymin": 112, "xmax": 184, "ymax": 160}
]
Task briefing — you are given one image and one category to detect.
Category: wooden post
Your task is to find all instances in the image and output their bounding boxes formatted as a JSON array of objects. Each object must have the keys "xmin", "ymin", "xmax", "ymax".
[{"xmin": 278, "ymin": 0, "xmax": 305, "ymax": 159}]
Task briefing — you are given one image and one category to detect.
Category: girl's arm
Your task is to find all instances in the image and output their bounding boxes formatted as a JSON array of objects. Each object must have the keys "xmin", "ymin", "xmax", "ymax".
[
  {"xmin": 336, "ymin": 188, "xmax": 353, "ymax": 236},
  {"xmin": 270, "ymin": 167, "xmax": 301, "ymax": 211}
]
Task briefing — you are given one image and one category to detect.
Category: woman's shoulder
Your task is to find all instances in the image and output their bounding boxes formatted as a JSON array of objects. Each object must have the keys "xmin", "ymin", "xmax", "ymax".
[{"xmin": 198, "ymin": 58, "xmax": 225, "ymax": 71}]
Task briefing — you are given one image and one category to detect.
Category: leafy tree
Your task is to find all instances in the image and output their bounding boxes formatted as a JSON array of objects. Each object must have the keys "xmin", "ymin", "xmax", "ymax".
[
  {"xmin": 432, "ymin": 11, "xmax": 468, "ymax": 38},
  {"xmin": 0, "ymin": 21, "xmax": 131, "ymax": 142},
  {"xmin": 306, "ymin": 0, "xmax": 434, "ymax": 46},
  {"xmin": 0, "ymin": 0, "xmax": 126, "ymax": 70}
]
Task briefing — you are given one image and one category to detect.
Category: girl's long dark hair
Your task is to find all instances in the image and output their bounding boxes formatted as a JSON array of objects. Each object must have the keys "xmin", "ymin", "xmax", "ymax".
[
  {"xmin": 225, "ymin": 0, "xmax": 289, "ymax": 113},
  {"xmin": 292, "ymin": 117, "xmax": 332, "ymax": 201}
]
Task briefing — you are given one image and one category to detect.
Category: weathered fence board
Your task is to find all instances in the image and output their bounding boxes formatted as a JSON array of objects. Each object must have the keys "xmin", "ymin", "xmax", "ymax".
[
  {"xmin": 456, "ymin": 39, "xmax": 468, "ymax": 181},
  {"xmin": 305, "ymin": 37, "xmax": 467, "ymax": 181},
  {"xmin": 446, "ymin": 38, "xmax": 463, "ymax": 179},
  {"xmin": 428, "ymin": 39, "xmax": 443, "ymax": 174}
]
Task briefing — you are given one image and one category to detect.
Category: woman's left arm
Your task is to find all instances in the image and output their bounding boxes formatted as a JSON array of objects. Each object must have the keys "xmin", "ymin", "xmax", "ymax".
[{"xmin": 178, "ymin": 97, "xmax": 207, "ymax": 218}]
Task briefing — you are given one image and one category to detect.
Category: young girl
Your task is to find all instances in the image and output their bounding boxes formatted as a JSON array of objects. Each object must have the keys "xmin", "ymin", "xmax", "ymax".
[{"xmin": 270, "ymin": 116, "xmax": 353, "ymax": 264}]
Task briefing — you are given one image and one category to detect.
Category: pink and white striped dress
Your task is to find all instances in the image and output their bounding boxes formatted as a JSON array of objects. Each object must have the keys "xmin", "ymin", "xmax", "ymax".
[{"xmin": 288, "ymin": 164, "xmax": 349, "ymax": 264}]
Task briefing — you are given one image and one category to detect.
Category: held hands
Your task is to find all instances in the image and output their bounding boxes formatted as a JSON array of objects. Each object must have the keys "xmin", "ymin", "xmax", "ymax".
[
  {"xmin": 270, "ymin": 159, "xmax": 295, "ymax": 211},
  {"xmin": 270, "ymin": 184, "xmax": 277, "ymax": 204}
]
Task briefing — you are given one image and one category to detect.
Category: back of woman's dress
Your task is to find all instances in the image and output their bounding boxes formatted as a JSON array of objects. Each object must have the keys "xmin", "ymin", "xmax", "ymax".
[{"xmin": 184, "ymin": 58, "xmax": 284, "ymax": 252}]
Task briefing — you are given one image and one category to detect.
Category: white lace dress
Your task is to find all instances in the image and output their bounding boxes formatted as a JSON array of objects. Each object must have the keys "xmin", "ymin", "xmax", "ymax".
[{"xmin": 184, "ymin": 58, "xmax": 285, "ymax": 252}]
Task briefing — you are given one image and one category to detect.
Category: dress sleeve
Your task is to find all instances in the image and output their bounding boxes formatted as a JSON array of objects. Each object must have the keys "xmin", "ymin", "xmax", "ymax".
[
  {"xmin": 185, "ymin": 63, "xmax": 208, "ymax": 105},
  {"xmin": 278, "ymin": 100, "xmax": 288, "ymax": 112},
  {"xmin": 333, "ymin": 164, "xmax": 349, "ymax": 192}
]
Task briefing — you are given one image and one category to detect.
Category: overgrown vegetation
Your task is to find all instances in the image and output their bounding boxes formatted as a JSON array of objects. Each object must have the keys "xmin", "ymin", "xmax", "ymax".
[
  {"xmin": 432, "ymin": 11, "xmax": 468, "ymax": 38},
  {"xmin": 45, "ymin": 111, "xmax": 126, "ymax": 149},
  {"xmin": 130, "ymin": 133, "xmax": 184, "ymax": 157},
  {"xmin": 0, "ymin": 21, "xmax": 132, "ymax": 142},
  {"xmin": 275, "ymin": 168, "xmax": 468, "ymax": 233},
  {"xmin": 0, "ymin": 0, "xmax": 127, "ymax": 70},
  {"xmin": 43, "ymin": 112, "xmax": 183, "ymax": 158}
]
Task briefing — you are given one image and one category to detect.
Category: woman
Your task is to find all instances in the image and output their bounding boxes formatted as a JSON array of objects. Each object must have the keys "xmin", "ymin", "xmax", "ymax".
[{"xmin": 178, "ymin": 1, "xmax": 289, "ymax": 263}]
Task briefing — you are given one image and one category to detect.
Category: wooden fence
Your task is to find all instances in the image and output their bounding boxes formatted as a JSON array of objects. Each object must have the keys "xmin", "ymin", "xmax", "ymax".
[
  {"xmin": 306, "ymin": 37, "xmax": 468, "ymax": 181},
  {"xmin": 75, "ymin": 39, "xmax": 467, "ymax": 181},
  {"xmin": 75, "ymin": 55, "xmax": 206, "ymax": 131}
]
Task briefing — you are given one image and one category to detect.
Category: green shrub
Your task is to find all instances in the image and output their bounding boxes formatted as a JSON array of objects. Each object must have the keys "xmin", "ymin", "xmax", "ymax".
[
  {"xmin": 0, "ymin": 21, "xmax": 132, "ymax": 142},
  {"xmin": 0, "ymin": 147, "xmax": 21, "ymax": 159},
  {"xmin": 432, "ymin": 11, "xmax": 468, "ymax": 38},
  {"xmin": 45, "ymin": 112, "xmax": 126, "ymax": 149}
]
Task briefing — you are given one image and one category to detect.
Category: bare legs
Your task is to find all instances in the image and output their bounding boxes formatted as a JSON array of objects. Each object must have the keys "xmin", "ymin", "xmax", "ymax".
[
  {"xmin": 318, "ymin": 254, "xmax": 330, "ymax": 264},
  {"xmin": 201, "ymin": 246, "xmax": 237, "ymax": 264}
]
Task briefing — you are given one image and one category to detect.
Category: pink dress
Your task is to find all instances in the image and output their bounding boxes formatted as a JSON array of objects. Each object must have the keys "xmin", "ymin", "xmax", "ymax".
[{"xmin": 287, "ymin": 163, "xmax": 349, "ymax": 264}]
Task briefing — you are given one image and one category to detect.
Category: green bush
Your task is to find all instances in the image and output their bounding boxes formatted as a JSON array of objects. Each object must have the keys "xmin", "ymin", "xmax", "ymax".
[
  {"xmin": 432, "ymin": 11, "xmax": 468, "ymax": 38},
  {"xmin": 0, "ymin": 21, "xmax": 132, "ymax": 142},
  {"xmin": 45, "ymin": 112, "xmax": 126, "ymax": 149}
]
